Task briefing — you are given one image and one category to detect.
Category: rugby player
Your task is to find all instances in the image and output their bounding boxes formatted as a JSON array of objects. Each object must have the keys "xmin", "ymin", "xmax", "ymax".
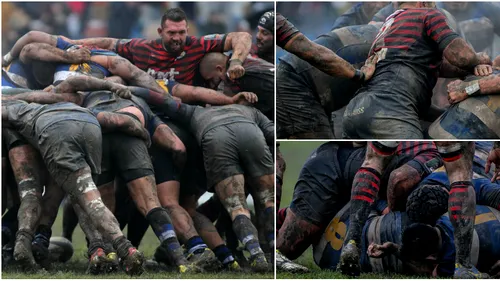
[
  {"xmin": 331, "ymin": 2, "xmax": 387, "ymax": 30},
  {"xmin": 2, "ymin": 100, "xmax": 145, "ymax": 275},
  {"xmin": 251, "ymin": 11, "xmax": 274, "ymax": 64},
  {"xmin": 342, "ymin": 2, "xmax": 492, "ymax": 139},
  {"xmin": 276, "ymin": 18, "xmax": 380, "ymax": 138},
  {"xmin": 200, "ymin": 53, "xmax": 274, "ymax": 120}
]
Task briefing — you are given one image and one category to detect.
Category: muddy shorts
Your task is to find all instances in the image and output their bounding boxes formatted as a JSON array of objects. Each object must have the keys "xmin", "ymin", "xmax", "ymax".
[
  {"xmin": 38, "ymin": 121, "xmax": 102, "ymax": 186},
  {"xmin": 2, "ymin": 128, "xmax": 27, "ymax": 151},
  {"xmin": 342, "ymin": 90, "xmax": 424, "ymax": 139},
  {"xmin": 96, "ymin": 132, "xmax": 154, "ymax": 186},
  {"xmin": 201, "ymin": 122, "xmax": 274, "ymax": 191},
  {"xmin": 276, "ymin": 62, "xmax": 334, "ymax": 139},
  {"xmin": 428, "ymin": 95, "xmax": 500, "ymax": 139},
  {"xmin": 290, "ymin": 143, "xmax": 365, "ymax": 227}
]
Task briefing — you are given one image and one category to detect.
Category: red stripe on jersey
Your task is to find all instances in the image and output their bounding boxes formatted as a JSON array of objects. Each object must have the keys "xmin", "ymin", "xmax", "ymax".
[
  {"xmin": 432, "ymin": 29, "xmax": 453, "ymax": 42},
  {"xmin": 384, "ymin": 37, "xmax": 417, "ymax": 44}
]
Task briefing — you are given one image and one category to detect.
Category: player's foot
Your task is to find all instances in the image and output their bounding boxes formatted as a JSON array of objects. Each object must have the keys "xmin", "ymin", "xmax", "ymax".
[
  {"xmin": 13, "ymin": 232, "xmax": 39, "ymax": 272},
  {"xmin": 187, "ymin": 248, "xmax": 220, "ymax": 272},
  {"xmin": 224, "ymin": 260, "xmax": 242, "ymax": 271},
  {"xmin": 32, "ymin": 234, "xmax": 51, "ymax": 269},
  {"xmin": 454, "ymin": 263, "xmax": 490, "ymax": 279},
  {"xmin": 105, "ymin": 252, "xmax": 119, "ymax": 273},
  {"xmin": 337, "ymin": 240, "xmax": 361, "ymax": 277},
  {"xmin": 120, "ymin": 247, "xmax": 144, "ymax": 276},
  {"xmin": 87, "ymin": 248, "xmax": 108, "ymax": 275},
  {"xmin": 276, "ymin": 250, "xmax": 309, "ymax": 273},
  {"xmin": 2, "ymin": 243, "xmax": 15, "ymax": 267},
  {"xmin": 249, "ymin": 253, "xmax": 269, "ymax": 273}
]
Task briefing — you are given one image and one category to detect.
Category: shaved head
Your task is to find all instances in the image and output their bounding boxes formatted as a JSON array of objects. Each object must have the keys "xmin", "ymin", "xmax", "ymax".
[{"xmin": 200, "ymin": 53, "xmax": 230, "ymax": 89}]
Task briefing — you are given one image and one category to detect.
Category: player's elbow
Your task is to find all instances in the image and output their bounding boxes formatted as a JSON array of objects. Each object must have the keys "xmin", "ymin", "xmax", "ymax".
[{"xmin": 19, "ymin": 44, "xmax": 35, "ymax": 64}]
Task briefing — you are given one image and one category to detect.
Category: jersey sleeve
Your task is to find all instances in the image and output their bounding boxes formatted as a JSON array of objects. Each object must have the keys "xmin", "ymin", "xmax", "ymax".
[
  {"xmin": 199, "ymin": 34, "xmax": 227, "ymax": 53},
  {"xmin": 56, "ymin": 37, "xmax": 73, "ymax": 50},
  {"xmin": 276, "ymin": 13, "xmax": 300, "ymax": 48},
  {"xmin": 424, "ymin": 9, "xmax": 461, "ymax": 52},
  {"xmin": 115, "ymin": 38, "xmax": 143, "ymax": 62}
]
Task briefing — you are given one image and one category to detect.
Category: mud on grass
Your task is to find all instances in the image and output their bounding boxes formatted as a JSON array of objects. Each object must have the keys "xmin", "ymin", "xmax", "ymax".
[{"xmin": 2, "ymin": 209, "xmax": 273, "ymax": 279}]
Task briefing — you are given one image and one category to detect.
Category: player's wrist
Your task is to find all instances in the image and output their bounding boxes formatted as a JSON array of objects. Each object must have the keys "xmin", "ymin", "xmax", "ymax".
[
  {"xmin": 229, "ymin": 58, "xmax": 243, "ymax": 66},
  {"xmin": 465, "ymin": 80, "xmax": 480, "ymax": 96},
  {"xmin": 351, "ymin": 69, "xmax": 365, "ymax": 82}
]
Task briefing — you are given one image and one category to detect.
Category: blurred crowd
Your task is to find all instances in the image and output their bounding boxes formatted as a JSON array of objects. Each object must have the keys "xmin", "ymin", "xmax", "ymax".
[
  {"xmin": 1, "ymin": 1, "xmax": 273, "ymax": 56},
  {"xmin": 277, "ymin": 2, "xmax": 500, "ymax": 59}
]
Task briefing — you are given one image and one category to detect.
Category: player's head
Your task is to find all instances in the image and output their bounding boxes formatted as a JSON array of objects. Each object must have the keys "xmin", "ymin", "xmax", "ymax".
[
  {"xmin": 256, "ymin": 11, "xmax": 274, "ymax": 56},
  {"xmin": 159, "ymin": 8, "xmax": 188, "ymax": 54},
  {"xmin": 406, "ymin": 184, "xmax": 449, "ymax": 225},
  {"xmin": 398, "ymin": 2, "xmax": 436, "ymax": 8},
  {"xmin": 400, "ymin": 223, "xmax": 441, "ymax": 277},
  {"xmin": 199, "ymin": 52, "xmax": 228, "ymax": 89}
]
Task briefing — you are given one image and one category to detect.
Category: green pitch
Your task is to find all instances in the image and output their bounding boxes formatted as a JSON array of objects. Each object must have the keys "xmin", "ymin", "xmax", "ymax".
[{"xmin": 2, "ymin": 209, "xmax": 273, "ymax": 279}]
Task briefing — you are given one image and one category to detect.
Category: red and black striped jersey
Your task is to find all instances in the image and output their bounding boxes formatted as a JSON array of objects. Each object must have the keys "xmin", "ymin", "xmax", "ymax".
[
  {"xmin": 276, "ymin": 13, "xmax": 300, "ymax": 48},
  {"xmin": 115, "ymin": 34, "xmax": 226, "ymax": 85},
  {"xmin": 369, "ymin": 8, "xmax": 460, "ymax": 71}
]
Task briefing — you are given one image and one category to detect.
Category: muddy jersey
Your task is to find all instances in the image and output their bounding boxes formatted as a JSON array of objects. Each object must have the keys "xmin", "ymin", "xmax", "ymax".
[
  {"xmin": 2, "ymin": 100, "xmax": 98, "ymax": 148},
  {"xmin": 226, "ymin": 56, "xmax": 275, "ymax": 120},
  {"xmin": 276, "ymin": 13, "xmax": 300, "ymax": 48},
  {"xmin": 2, "ymin": 60, "xmax": 36, "ymax": 89},
  {"xmin": 250, "ymin": 43, "xmax": 274, "ymax": 64},
  {"xmin": 82, "ymin": 90, "xmax": 163, "ymax": 135},
  {"xmin": 115, "ymin": 35, "xmax": 226, "ymax": 85},
  {"xmin": 189, "ymin": 104, "xmax": 273, "ymax": 144},
  {"xmin": 279, "ymin": 24, "xmax": 380, "ymax": 111}
]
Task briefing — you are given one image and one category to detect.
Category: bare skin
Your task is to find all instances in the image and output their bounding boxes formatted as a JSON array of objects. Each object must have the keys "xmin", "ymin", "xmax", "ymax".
[
  {"xmin": 247, "ymin": 174, "xmax": 275, "ymax": 249},
  {"xmin": 386, "ymin": 164, "xmax": 422, "ymax": 211},
  {"xmin": 447, "ymin": 74, "xmax": 500, "ymax": 104},
  {"xmin": 19, "ymin": 42, "xmax": 91, "ymax": 65},
  {"xmin": 276, "ymin": 143, "xmax": 286, "ymax": 211}
]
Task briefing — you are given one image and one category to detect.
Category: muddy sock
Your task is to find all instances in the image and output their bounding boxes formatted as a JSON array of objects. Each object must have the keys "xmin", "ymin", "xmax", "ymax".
[
  {"xmin": 34, "ymin": 224, "xmax": 52, "ymax": 248},
  {"xmin": 277, "ymin": 208, "xmax": 287, "ymax": 233},
  {"xmin": 146, "ymin": 207, "xmax": 185, "ymax": 265},
  {"xmin": 186, "ymin": 236, "xmax": 207, "ymax": 255},
  {"xmin": 449, "ymin": 181, "xmax": 475, "ymax": 267},
  {"xmin": 87, "ymin": 239, "xmax": 105, "ymax": 256},
  {"xmin": 232, "ymin": 215, "xmax": 263, "ymax": 257},
  {"xmin": 345, "ymin": 167, "xmax": 381, "ymax": 246},
  {"xmin": 213, "ymin": 244, "xmax": 235, "ymax": 265},
  {"xmin": 112, "ymin": 236, "xmax": 133, "ymax": 259},
  {"xmin": 103, "ymin": 240, "xmax": 115, "ymax": 254},
  {"xmin": 262, "ymin": 207, "xmax": 274, "ymax": 249}
]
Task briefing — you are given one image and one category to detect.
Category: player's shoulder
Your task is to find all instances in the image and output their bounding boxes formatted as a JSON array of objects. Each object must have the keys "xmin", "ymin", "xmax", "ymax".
[{"xmin": 119, "ymin": 38, "xmax": 159, "ymax": 48}]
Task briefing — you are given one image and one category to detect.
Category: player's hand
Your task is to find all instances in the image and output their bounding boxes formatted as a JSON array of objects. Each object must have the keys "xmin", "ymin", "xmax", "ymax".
[
  {"xmin": 477, "ymin": 52, "xmax": 492, "ymax": 65},
  {"xmin": 111, "ymin": 84, "xmax": 132, "ymax": 99},
  {"xmin": 69, "ymin": 47, "xmax": 91, "ymax": 63},
  {"xmin": 232, "ymin": 92, "xmax": 258, "ymax": 105},
  {"xmin": 490, "ymin": 260, "xmax": 500, "ymax": 278},
  {"xmin": 2, "ymin": 52, "xmax": 13, "ymax": 67},
  {"xmin": 227, "ymin": 59, "xmax": 245, "ymax": 80},
  {"xmin": 485, "ymin": 145, "xmax": 500, "ymax": 182},
  {"xmin": 361, "ymin": 53, "xmax": 379, "ymax": 81},
  {"xmin": 367, "ymin": 242, "xmax": 390, "ymax": 258},
  {"xmin": 474, "ymin": 64, "xmax": 492, "ymax": 76},
  {"xmin": 171, "ymin": 95, "xmax": 182, "ymax": 103},
  {"xmin": 447, "ymin": 80, "xmax": 468, "ymax": 104},
  {"xmin": 43, "ymin": 85, "xmax": 55, "ymax": 92}
]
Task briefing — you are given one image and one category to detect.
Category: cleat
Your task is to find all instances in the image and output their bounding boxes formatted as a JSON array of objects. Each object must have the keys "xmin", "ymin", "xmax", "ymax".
[
  {"xmin": 187, "ymin": 248, "xmax": 220, "ymax": 272},
  {"xmin": 223, "ymin": 260, "xmax": 242, "ymax": 272},
  {"xmin": 105, "ymin": 252, "xmax": 119, "ymax": 273},
  {"xmin": 454, "ymin": 263, "xmax": 490, "ymax": 279},
  {"xmin": 337, "ymin": 240, "xmax": 361, "ymax": 277},
  {"xmin": 120, "ymin": 247, "xmax": 145, "ymax": 276},
  {"xmin": 249, "ymin": 253, "xmax": 269, "ymax": 273},
  {"xmin": 13, "ymin": 232, "xmax": 39, "ymax": 272},
  {"xmin": 32, "ymin": 235, "xmax": 51, "ymax": 269},
  {"xmin": 276, "ymin": 250, "xmax": 309, "ymax": 273},
  {"xmin": 87, "ymin": 248, "xmax": 108, "ymax": 275}
]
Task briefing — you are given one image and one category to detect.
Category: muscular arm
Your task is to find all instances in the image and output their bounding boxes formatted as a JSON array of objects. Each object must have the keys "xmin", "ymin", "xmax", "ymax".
[
  {"xmin": 477, "ymin": 74, "xmax": 500, "ymax": 95},
  {"xmin": 224, "ymin": 32, "xmax": 252, "ymax": 63},
  {"xmin": 152, "ymin": 124, "xmax": 187, "ymax": 171},
  {"xmin": 7, "ymin": 31, "xmax": 57, "ymax": 59},
  {"xmin": 19, "ymin": 43, "xmax": 85, "ymax": 64},
  {"xmin": 443, "ymin": 38, "xmax": 486, "ymax": 71},
  {"xmin": 96, "ymin": 111, "xmax": 150, "ymax": 145},
  {"xmin": 283, "ymin": 33, "xmax": 357, "ymax": 79},
  {"xmin": 54, "ymin": 76, "xmax": 120, "ymax": 94},
  {"xmin": 1, "ymin": 91, "xmax": 83, "ymax": 105},
  {"xmin": 67, "ymin": 37, "xmax": 118, "ymax": 51},
  {"xmin": 439, "ymin": 57, "xmax": 470, "ymax": 78},
  {"xmin": 172, "ymin": 84, "xmax": 234, "ymax": 105}
]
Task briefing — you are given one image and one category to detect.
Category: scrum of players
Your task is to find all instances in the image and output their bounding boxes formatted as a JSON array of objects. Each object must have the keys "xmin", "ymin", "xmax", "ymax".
[
  {"xmin": 1, "ymin": 8, "xmax": 275, "ymax": 276},
  {"xmin": 276, "ymin": 141, "xmax": 500, "ymax": 278},
  {"xmin": 276, "ymin": 2, "xmax": 500, "ymax": 139}
]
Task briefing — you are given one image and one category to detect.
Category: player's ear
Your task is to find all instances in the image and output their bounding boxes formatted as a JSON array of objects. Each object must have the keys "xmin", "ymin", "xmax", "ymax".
[{"xmin": 157, "ymin": 27, "xmax": 163, "ymax": 35}]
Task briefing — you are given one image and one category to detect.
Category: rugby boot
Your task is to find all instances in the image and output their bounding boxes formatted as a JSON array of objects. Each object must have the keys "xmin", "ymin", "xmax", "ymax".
[
  {"xmin": 154, "ymin": 242, "xmax": 201, "ymax": 273},
  {"xmin": 31, "ymin": 234, "xmax": 51, "ymax": 270},
  {"xmin": 105, "ymin": 252, "xmax": 119, "ymax": 273},
  {"xmin": 337, "ymin": 240, "xmax": 361, "ymax": 277},
  {"xmin": 2, "ymin": 242, "xmax": 15, "ymax": 267},
  {"xmin": 87, "ymin": 248, "xmax": 108, "ymax": 275},
  {"xmin": 276, "ymin": 250, "xmax": 309, "ymax": 273},
  {"xmin": 13, "ymin": 231, "xmax": 39, "ymax": 272},
  {"xmin": 454, "ymin": 263, "xmax": 490, "ymax": 279},
  {"xmin": 187, "ymin": 248, "xmax": 220, "ymax": 272},
  {"xmin": 223, "ymin": 260, "xmax": 242, "ymax": 272},
  {"xmin": 249, "ymin": 253, "xmax": 269, "ymax": 273},
  {"xmin": 120, "ymin": 247, "xmax": 145, "ymax": 276}
]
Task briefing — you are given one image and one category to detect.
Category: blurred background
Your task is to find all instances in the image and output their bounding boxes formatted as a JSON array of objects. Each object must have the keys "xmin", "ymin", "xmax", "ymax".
[
  {"xmin": 277, "ymin": 2, "xmax": 500, "ymax": 60},
  {"xmin": 2, "ymin": 1, "xmax": 274, "ymax": 56}
]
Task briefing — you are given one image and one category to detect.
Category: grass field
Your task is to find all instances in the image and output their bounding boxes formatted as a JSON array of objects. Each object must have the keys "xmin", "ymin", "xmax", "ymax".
[
  {"xmin": 277, "ymin": 141, "xmax": 418, "ymax": 279},
  {"xmin": 2, "ymin": 208, "xmax": 273, "ymax": 279}
]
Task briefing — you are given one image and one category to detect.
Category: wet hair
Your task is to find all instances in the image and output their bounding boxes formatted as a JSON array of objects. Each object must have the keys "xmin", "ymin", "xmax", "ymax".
[
  {"xmin": 400, "ymin": 223, "xmax": 440, "ymax": 261},
  {"xmin": 161, "ymin": 8, "xmax": 187, "ymax": 27},
  {"xmin": 406, "ymin": 184, "xmax": 448, "ymax": 225}
]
